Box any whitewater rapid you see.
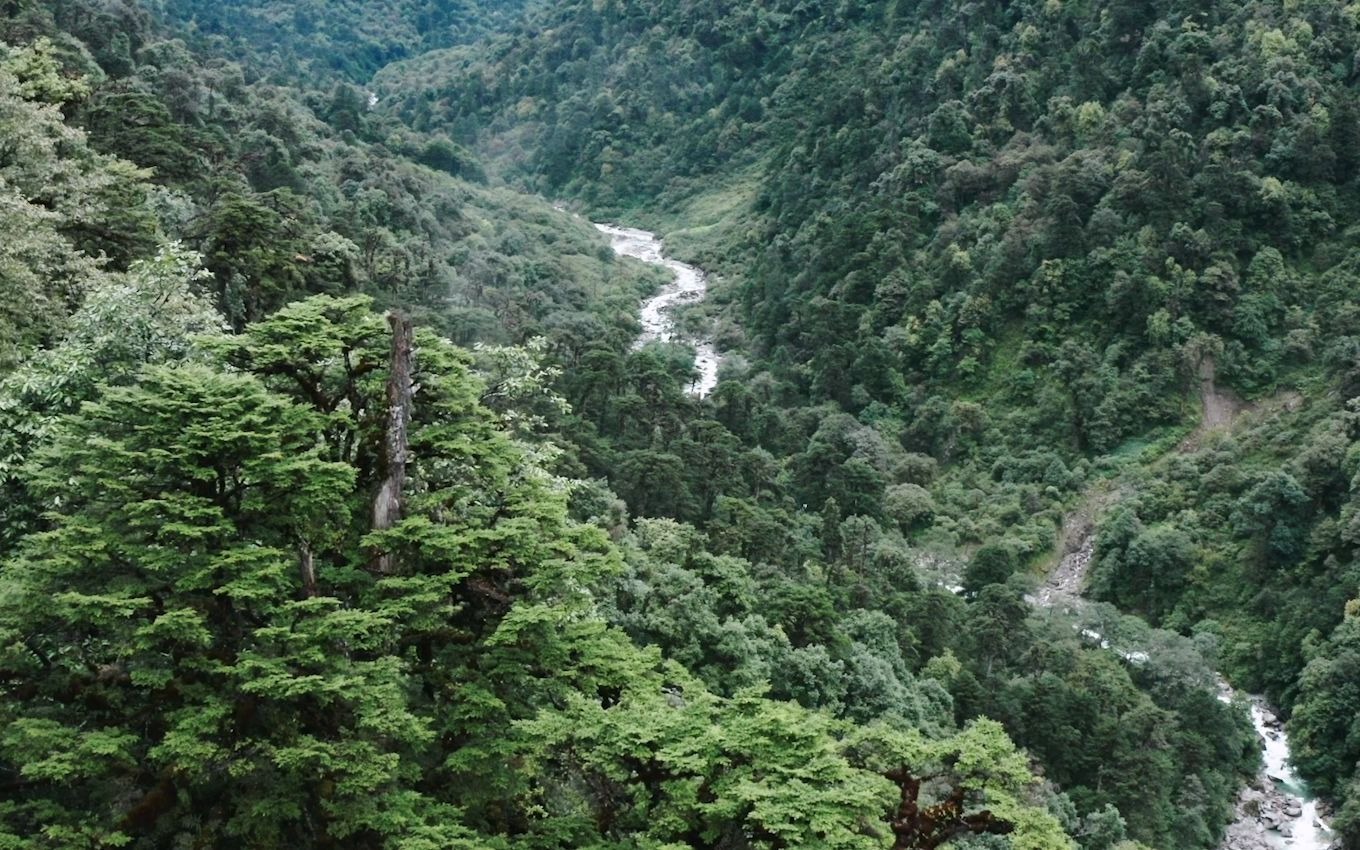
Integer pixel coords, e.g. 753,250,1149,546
1250,700,1333,850
1033,535,1334,849
594,223,720,396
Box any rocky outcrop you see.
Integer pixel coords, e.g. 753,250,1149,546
1029,533,1093,608
1216,775,1337,850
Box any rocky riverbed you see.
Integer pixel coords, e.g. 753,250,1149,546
1028,491,1336,850
594,222,720,396
1217,696,1336,850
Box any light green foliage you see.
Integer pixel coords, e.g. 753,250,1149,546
849,718,1076,850
605,516,956,730
1077,804,1128,850
474,336,571,436
0,38,92,103
521,682,898,850
0,243,220,551
202,293,390,472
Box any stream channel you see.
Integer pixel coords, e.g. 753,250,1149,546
595,223,720,396
597,217,1331,849
1039,538,1335,850
1217,694,1334,850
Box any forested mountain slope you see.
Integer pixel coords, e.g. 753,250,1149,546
1,0,1358,848
374,0,1360,843
155,0,535,80
0,2,1081,848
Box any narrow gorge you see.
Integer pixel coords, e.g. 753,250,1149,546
1036,502,1336,850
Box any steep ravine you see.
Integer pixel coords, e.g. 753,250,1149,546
1033,500,1335,849
1025,370,1334,847
594,223,720,396
1214,698,1335,850
597,215,1332,848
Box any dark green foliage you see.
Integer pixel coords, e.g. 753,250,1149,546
951,602,1256,850
9,0,1360,846
1293,615,1360,840
963,543,1019,596
372,0,1360,827
0,47,156,367
159,0,534,81
385,0,1360,467
3,0,660,357
1093,516,1196,621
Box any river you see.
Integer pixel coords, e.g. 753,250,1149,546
597,214,1331,848
594,223,721,396
1254,700,1333,850
1034,523,1335,849
1216,695,1335,850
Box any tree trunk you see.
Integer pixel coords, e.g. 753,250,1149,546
298,542,318,597
885,766,1014,849
371,312,414,574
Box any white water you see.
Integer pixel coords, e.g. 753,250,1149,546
1251,701,1333,849
1212,685,1334,848
594,223,720,396
1031,533,1332,848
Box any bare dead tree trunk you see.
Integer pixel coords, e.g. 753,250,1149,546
371,311,414,575
298,542,318,597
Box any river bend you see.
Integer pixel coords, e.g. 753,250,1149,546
595,223,720,397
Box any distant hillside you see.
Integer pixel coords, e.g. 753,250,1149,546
156,0,535,80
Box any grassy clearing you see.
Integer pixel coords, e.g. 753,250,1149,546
632,162,766,270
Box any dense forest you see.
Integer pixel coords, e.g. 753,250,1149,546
1,0,1358,849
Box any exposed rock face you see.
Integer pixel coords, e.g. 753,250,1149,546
1215,776,1338,849
1029,532,1093,608
1026,483,1124,609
